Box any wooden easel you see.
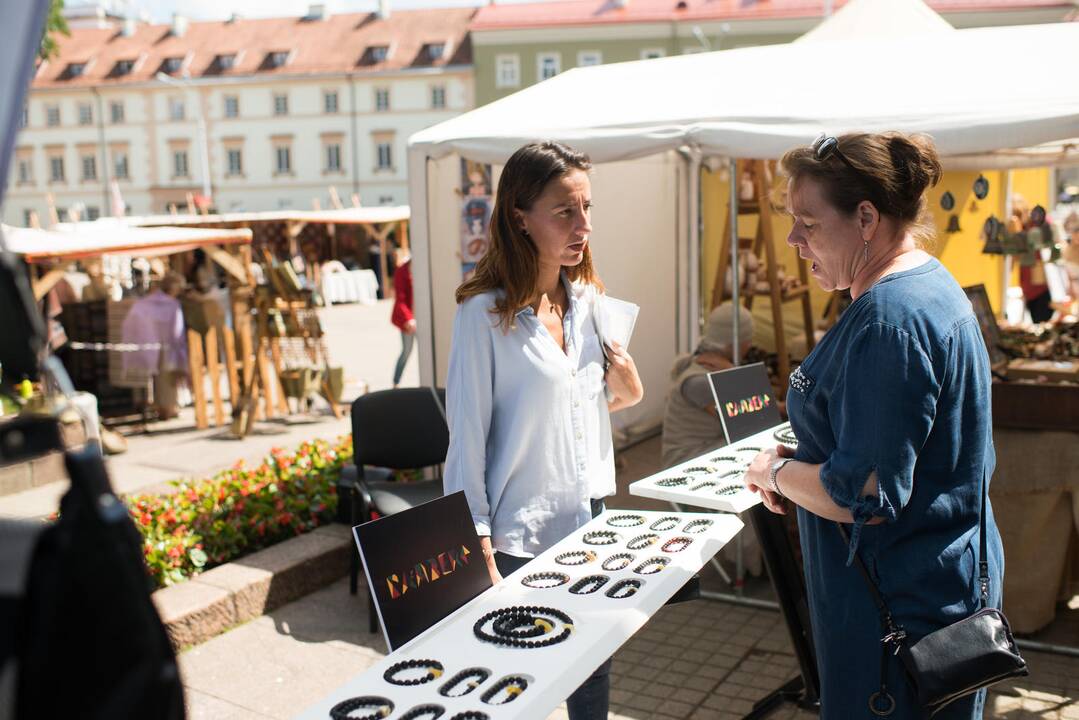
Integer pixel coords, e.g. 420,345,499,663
711,160,816,395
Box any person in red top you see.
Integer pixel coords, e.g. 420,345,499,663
390,248,417,387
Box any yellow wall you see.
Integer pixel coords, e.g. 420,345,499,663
700,165,1052,322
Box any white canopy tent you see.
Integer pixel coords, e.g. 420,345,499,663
408,6,1079,435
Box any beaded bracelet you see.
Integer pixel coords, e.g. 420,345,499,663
633,557,670,575
714,484,742,496
626,533,659,550
656,476,689,488
682,519,713,534
492,613,547,639
449,713,489,720
690,480,717,493
649,516,679,532
521,571,570,589
439,668,490,698
329,696,394,720
480,675,529,705
683,465,717,476
582,530,619,546
605,579,642,599
601,552,635,571
736,446,764,454
774,425,798,446
473,606,574,648
554,550,596,566
719,469,746,480
400,705,446,720
661,537,693,553
708,454,739,464
569,574,609,595
606,513,645,527
384,659,444,686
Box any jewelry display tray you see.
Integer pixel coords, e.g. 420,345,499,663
294,509,742,720
628,423,793,514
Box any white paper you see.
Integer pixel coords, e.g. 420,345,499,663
595,294,639,351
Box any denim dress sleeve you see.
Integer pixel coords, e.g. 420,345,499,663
821,321,940,563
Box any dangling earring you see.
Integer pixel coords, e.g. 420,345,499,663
863,240,869,263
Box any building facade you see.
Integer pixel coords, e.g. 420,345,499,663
5,5,475,225
470,0,1076,107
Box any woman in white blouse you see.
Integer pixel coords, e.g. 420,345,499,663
444,141,643,720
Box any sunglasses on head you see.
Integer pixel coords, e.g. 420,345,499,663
812,133,861,175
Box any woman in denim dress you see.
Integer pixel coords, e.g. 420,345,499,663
743,132,1004,719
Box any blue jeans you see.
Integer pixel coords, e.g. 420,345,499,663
393,331,414,386
493,499,611,720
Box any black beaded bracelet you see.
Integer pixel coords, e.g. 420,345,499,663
656,476,689,488
715,484,741,496
683,465,717,476
682,519,713,534
736,446,764,454
449,713,489,720
626,533,659,550
480,675,529,705
690,480,717,493
569,574,609,594
708,454,739,464
601,552,635,571
521,571,570,589
439,668,490,698
661,537,693,553
384,658,444,686
555,550,596,566
649,516,679,532
400,705,446,720
605,578,642,599
633,557,669,575
582,530,620,546
774,425,798,446
606,513,645,527
329,696,394,720
719,469,745,480
473,606,574,648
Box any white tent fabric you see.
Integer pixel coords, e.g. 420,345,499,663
410,21,1079,167
3,223,252,263
796,0,954,44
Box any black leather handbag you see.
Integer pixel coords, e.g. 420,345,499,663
839,470,1028,718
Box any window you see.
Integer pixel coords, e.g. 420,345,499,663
216,53,236,70
325,143,341,172
113,152,129,180
23,209,34,227
224,95,239,118
110,101,124,123
323,91,338,114
169,98,185,121
537,53,561,81
496,54,520,88
163,57,184,74
268,51,290,68
369,45,389,63
114,59,134,75
19,106,28,128
86,206,101,221
17,158,32,185
173,150,189,177
376,142,392,170
425,43,445,61
273,93,289,116
66,62,87,77
431,85,446,109
379,195,394,205
275,145,292,174
46,105,60,127
81,154,97,181
577,51,602,67
227,148,243,176
78,103,93,125
640,48,665,60
49,156,65,182
375,89,390,112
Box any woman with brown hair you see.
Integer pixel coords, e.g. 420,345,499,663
743,132,1003,719
443,141,643,719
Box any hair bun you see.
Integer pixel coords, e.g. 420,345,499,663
887,133,942,205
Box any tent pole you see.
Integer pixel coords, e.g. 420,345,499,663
730,158,740,366
408,146,436,387
687,148,703,352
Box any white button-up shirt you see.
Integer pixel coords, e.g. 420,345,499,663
443,275,615,558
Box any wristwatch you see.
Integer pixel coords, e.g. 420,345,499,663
769,458,793,498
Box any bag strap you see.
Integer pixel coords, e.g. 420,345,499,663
977,466,989,608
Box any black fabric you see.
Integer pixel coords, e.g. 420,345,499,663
368,479,444,516
839,468,1027,717
15,446,185,720
351,388,448,470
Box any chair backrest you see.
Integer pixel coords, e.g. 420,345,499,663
351,387,448,470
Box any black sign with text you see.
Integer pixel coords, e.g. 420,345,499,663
707,362,781,444
354,491,490,650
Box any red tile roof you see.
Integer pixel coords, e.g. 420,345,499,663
471,0,1073,30
34,8,475,88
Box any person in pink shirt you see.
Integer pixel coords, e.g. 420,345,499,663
390,249,416,388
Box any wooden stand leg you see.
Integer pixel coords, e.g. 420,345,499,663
222,327,240,411
205,327,224,427
268,338,290,415
187,329,209,429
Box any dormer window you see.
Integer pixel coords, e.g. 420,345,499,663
425,43,445,61
67,62,87,77
216,53,236,70
114,59,135,75
163,56,183,74
370,45,388,62
268,51,290,68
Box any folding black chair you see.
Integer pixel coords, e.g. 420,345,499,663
338,387,448,633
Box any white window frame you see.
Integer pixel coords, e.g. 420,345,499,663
226,148,243,176
426,43,446,61
110,101,124,124
537,52,561,82
325,143,341,172
376,142,393,171
431,85,446,109
81,154,97,181
168,98,185,121
19,106,28,128
369,45,389,63
49,156,65,182
173,150,189,178
224,95,239,118
640,47,666,60
275,145,292,175
17,158,32,184
113,152,129,180
495,54,520,89
577,50,602,67
323,91,339,114
45,105,60,127
273,93,289,116
78,103,93,126
374,88,390,112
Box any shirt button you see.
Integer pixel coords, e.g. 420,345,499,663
576,432,583,440
573,400,580,408
571,369,577,377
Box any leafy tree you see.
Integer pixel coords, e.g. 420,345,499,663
39,0,70,62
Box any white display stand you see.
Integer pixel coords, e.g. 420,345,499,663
628,423,794,514
295,509,742,720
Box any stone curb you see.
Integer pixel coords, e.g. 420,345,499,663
152,522,354,649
